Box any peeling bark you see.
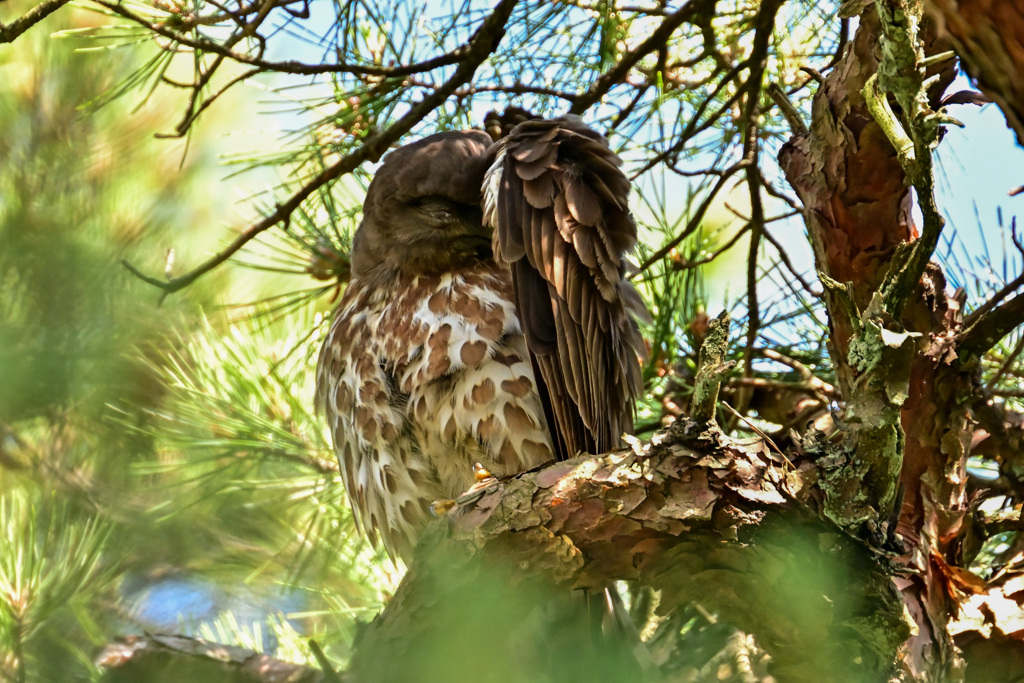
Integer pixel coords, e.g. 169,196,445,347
778,9,915,533
778,5,978,680
345,422,909,683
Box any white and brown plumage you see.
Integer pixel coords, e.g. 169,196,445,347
315,118,647,561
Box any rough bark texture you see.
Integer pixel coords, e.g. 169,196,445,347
778,12,918,538
778,7,976,681
346,421,909,683
926,0,1024,146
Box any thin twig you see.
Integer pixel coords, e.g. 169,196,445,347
0,0,72,43
721,402,793,468
630,61,747,179
664,224,751,273
760,224,820,298
453,82,579,101
634,161,749,274
121,0,520,297
569,0,703,115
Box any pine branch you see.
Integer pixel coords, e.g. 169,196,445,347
0,0,71,44
121,0,520,298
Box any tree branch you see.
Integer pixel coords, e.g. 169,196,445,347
89,0,469,78
733,0,783,426
121,0,519,297
97,634,328,683
0,0,71,43
568,0,705,115
345,420,910,683
633,161,749,274
959,291,1024,357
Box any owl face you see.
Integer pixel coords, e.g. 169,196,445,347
351,130,496,282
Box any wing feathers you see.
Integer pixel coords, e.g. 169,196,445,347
511,263,557,353
497,172,526,262
486,116,648,459
564,175,603,227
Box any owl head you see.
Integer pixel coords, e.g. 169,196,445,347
351,130,495,283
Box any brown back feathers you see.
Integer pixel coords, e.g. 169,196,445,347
484,116,648,459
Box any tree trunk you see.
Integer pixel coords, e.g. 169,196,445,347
779,7,974,680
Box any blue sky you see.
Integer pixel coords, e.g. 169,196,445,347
934,93,1024,297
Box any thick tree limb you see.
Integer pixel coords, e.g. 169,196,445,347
345,421,910,683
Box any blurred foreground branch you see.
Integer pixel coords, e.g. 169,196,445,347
97,634,329,683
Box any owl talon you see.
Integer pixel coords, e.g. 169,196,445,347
430,498,456,517
473,462,494,483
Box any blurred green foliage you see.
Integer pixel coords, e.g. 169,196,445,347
1,1,1020,681
0,5,386,680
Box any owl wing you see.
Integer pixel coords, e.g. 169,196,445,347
483,116,648,460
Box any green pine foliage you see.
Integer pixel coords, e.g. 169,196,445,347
2,0,1023,680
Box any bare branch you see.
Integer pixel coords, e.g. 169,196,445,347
962,271,1024,333
122,0,520,295
959,292,1024,357
90,0,471,77
760,224,821,298
0,0,71,43
734,0,784,423
156,67,265,139
633,161,749,274
660,223,751,273
630,63,747,179
568,0,705,115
